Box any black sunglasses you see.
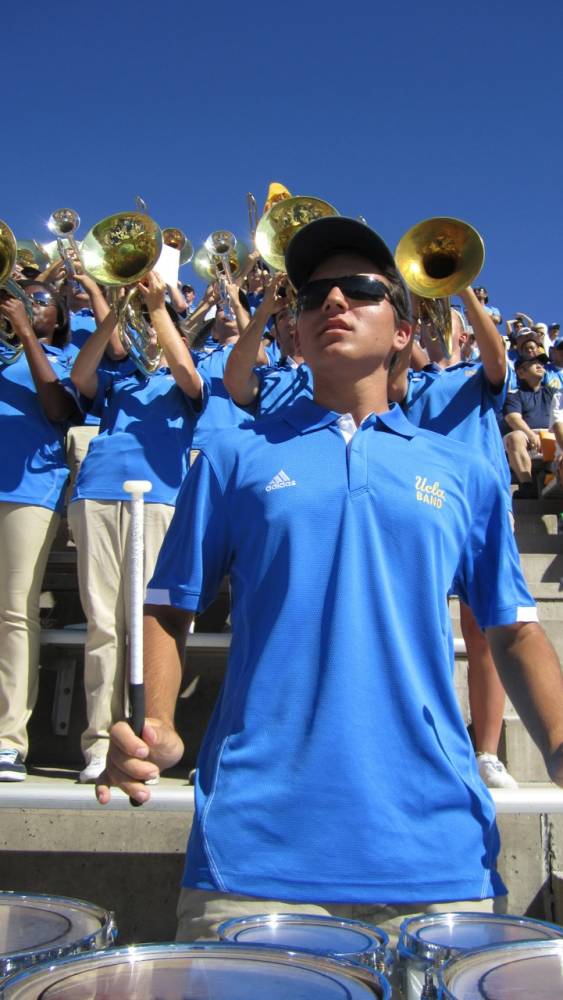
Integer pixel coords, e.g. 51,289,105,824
296,276,393,313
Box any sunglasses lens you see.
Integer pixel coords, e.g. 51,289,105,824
298,277,389,312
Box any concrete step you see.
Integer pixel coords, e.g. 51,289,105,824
519,551,563,585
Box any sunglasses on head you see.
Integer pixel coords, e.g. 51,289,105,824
296,276,393,313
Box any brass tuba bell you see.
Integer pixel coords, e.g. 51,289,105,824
395,217,485,360
162,227,193,267
81,211,164,376
255,196,339,276
0,221,34,365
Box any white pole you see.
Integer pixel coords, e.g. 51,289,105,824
123,480,152,735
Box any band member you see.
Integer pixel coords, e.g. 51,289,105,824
69,273,203,782
98,219,563,942
0,286,80,781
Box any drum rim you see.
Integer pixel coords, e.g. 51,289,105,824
397,910,563,964
218,911,389,953
0,941,390,999
0,892,116,971
438,937,563,997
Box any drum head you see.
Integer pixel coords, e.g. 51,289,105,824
218,913,387,959
0,893,113,971
399,911,563,962
1,943,389,999
440,939,563,999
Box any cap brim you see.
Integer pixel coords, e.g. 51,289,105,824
285,217,396,290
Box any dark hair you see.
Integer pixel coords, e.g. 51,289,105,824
182,284,195,295
22,281,70,348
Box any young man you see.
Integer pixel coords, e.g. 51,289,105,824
98,219,563,941
503,355,555,497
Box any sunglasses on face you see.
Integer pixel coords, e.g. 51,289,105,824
296,276,393,313
29,291,56,307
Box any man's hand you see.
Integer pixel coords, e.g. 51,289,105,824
0,294,33,338
96,717,185,805
137,270,167,314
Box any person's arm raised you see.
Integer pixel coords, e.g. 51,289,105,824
224,276,285,406
458,287,506,388
70,305,120,399
137,271,203,401
0,296,79,422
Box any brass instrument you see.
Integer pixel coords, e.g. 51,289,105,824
47,208,82,280
16,240,50,276
255,196,339,275
162,227,193,267
192,230,248,320
82,211,163,376
395,217,485,360
0,221,34,365
247,193,258,241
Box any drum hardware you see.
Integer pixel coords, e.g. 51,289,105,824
395,217,485,361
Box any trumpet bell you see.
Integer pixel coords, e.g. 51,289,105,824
255,196,339,273
162,227,193,266
81,212,163,287
192,235,248,282
395,217,484,299
47,208,81,239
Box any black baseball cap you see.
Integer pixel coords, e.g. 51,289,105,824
515,353,549,369
285,217,396,291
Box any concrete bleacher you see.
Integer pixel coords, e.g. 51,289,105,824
1,494,562,943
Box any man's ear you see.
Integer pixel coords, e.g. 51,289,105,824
393,320,412,352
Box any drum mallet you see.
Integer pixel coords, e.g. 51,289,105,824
123,479,152,807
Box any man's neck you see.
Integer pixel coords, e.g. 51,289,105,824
313,370,390,425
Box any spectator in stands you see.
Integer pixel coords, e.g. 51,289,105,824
0,286,80,781
546,337,563,391
390,293,518,789
548,323,560,345
98,217,563,941
224,276,313,417
550,390,563,487
68,272,204,783
473,286,501,326
503,355,554,498
507,329,546,388
181,284,196,314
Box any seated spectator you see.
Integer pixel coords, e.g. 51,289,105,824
508,329,545,388
545,337,563,391
503,355,554,498
550,390,563,487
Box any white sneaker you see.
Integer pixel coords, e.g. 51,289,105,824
79,755,107,784
477,753,518,790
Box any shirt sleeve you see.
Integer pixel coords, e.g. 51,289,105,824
145,451,233,612
451,467,537,628
503,389,524,417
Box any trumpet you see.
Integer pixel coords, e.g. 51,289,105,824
47,208,82,282
255,196,339,276
162,227,193,267
81,211,163,376
395,217,485,360
192,230,248,320
0,221,34,365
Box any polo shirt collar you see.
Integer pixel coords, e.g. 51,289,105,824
283,396,417,439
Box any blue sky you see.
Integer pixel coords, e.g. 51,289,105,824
4,0,562,326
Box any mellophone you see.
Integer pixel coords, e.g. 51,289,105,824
2,897,563,997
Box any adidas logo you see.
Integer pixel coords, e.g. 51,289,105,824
265,470,297,492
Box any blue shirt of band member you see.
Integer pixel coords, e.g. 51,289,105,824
0,343,79,512
72,362,199,505
147,398,536,904
194,345,254,449
404,362,511,494
253,360,313,417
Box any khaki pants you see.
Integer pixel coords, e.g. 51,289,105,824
0,503,60,757
176,887,502,946
65,425,98,502
68,499,174,761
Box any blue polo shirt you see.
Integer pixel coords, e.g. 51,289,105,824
0,343,79,513
71,364,198,505
254,359,313,417
404,362,511,494
70,308,97,350
503,384,555,431
194,345,254,448
545,364,563,391
147,398,535,904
